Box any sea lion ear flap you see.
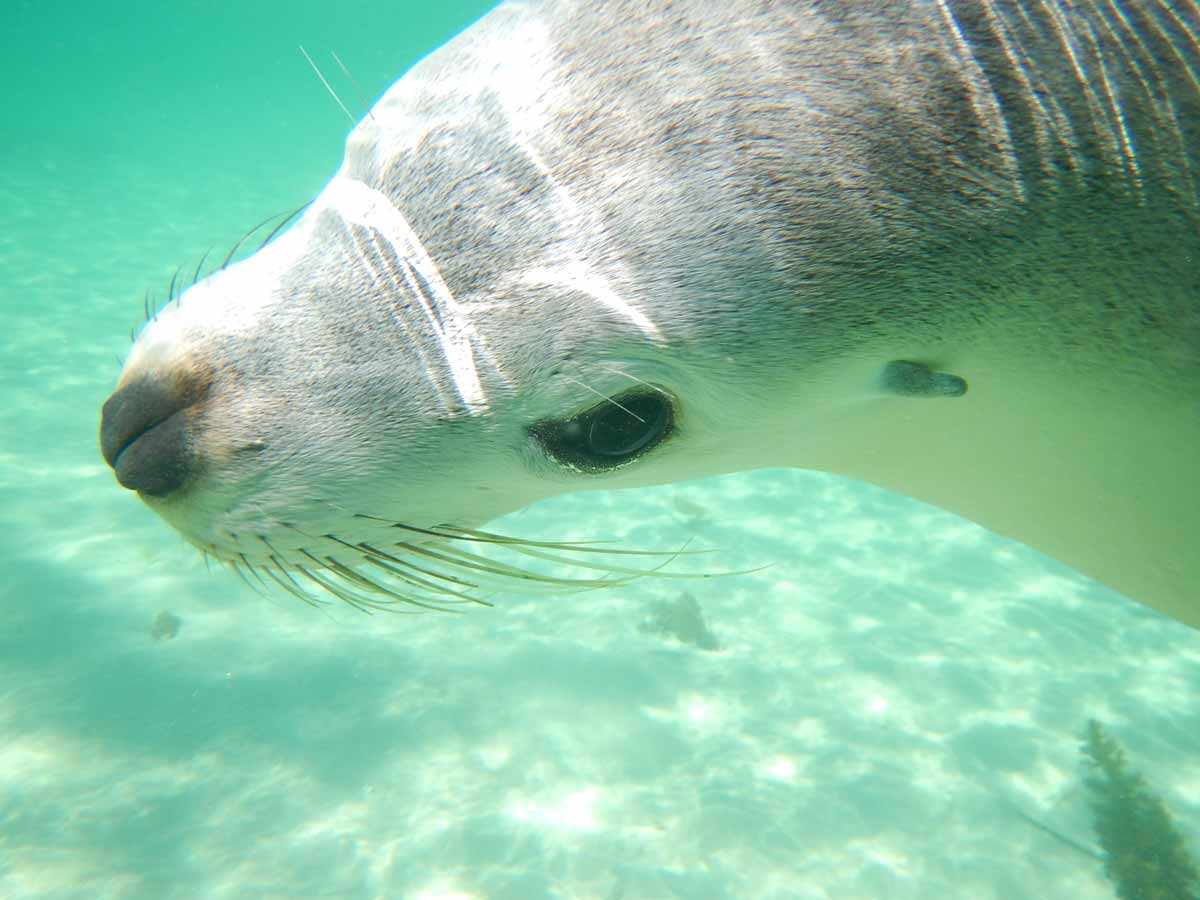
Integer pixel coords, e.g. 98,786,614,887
878,360,968,398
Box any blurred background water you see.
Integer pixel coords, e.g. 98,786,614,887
2,2,1197,898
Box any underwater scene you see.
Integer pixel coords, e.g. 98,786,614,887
3,1,1198,898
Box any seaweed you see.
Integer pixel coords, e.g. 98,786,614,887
1082,719,1199,900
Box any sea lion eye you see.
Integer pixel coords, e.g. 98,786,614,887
531,388,675,472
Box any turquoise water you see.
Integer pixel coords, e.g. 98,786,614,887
3,2,1199,898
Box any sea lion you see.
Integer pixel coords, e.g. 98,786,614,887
99,0,1200,628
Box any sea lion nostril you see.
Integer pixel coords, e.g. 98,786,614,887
99,376,204,496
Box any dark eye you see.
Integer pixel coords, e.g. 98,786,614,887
531,388,675,472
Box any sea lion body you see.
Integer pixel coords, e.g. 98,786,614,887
100,1,1200,626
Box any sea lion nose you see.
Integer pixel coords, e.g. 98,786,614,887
100,375,204,497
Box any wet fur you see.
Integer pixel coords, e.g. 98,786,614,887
111,0,1200,626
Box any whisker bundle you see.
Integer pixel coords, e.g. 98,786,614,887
213,518,740,614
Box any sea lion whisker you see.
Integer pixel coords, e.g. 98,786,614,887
299,547,458,612
321,557,466,612
422,522,617,548
330,533,500,596
329,51,376,123
357,515,615,549
235,553,275,594
441,526,616,549
262,558,328,608
417,541,638,589
442,525,712,558
355,540,483,590
257,534,290,558
166,265,182,305
295,559,397,614
595,365,675,399
227,556,260,592
394,540,635,589
219,210,296,271
267,556,324,604
190,247,213,288
486,541,696,579
366,516,670,556
280,521,326,544
434,528,738,580
358,552,490,602
298,44,357,126
563,376,646,422
255,201,310,253
268,533,492,606
368,542,596,596
442,534,766,583
294,565,372,612
361,558,493,605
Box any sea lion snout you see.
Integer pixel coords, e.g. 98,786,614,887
100,372,209,497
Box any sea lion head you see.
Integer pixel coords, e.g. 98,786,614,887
99,3,881,608
98,114,799,609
